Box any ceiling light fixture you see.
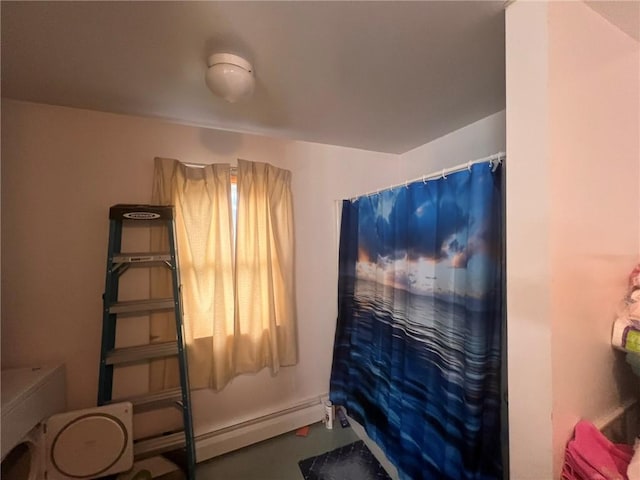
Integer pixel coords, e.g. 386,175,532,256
205,53,255,103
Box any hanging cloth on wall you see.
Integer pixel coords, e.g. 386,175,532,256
330,160,505,480
149,157,298,392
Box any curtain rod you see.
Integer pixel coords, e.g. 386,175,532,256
182,162,237,173
349,151,506,201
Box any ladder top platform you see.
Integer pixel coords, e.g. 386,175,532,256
109,204,175,221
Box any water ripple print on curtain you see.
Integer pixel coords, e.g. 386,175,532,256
330,162,504,480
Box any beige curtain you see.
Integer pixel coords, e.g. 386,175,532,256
234,159,298,374
150,157,297,392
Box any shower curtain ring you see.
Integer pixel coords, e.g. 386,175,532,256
441,169,447,179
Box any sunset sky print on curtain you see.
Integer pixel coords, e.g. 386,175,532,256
330,161,504,480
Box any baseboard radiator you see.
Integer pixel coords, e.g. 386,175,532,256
194,395,327,462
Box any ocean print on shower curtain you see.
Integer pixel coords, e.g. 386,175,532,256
330,162,504,480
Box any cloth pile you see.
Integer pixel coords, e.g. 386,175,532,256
561,421,635,480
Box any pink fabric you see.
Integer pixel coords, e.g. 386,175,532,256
561,420,633,480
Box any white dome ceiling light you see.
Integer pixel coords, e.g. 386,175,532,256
205,53,255,103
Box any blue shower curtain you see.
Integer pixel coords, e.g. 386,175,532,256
330,162,504,480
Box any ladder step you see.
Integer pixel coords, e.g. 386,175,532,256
113,388,184,412
109,298,175,314
134,431,186,459
99,204,196,480
106,342,179,365
112,252,172,264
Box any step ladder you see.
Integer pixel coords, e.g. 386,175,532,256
98,204,196,480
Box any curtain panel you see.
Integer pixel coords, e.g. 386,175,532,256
150,157,297,392
234,159,298,374
330,162,504,480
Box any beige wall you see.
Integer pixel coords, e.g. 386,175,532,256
505,3,554,477
506,2,640,479
400,111,505,173
549,2,639,475
1,100,505,436
0,99,395,417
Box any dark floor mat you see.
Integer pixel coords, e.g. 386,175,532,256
298,440,392,480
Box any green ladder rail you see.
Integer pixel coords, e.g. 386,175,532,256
98,204,196,480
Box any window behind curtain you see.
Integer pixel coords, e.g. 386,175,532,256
149,157,298,392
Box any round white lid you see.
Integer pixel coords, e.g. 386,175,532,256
50,414,128,478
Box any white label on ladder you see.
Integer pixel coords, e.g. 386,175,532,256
123,212,161,220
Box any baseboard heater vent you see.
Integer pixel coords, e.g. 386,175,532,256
194,395,327,462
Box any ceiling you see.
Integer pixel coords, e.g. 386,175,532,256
585,1,640,42
1,1,506,154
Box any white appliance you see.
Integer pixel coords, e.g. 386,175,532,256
1,364,134,480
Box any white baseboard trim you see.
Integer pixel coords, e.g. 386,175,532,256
594,398,639,443
194,395,327,462
593,397,638,430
